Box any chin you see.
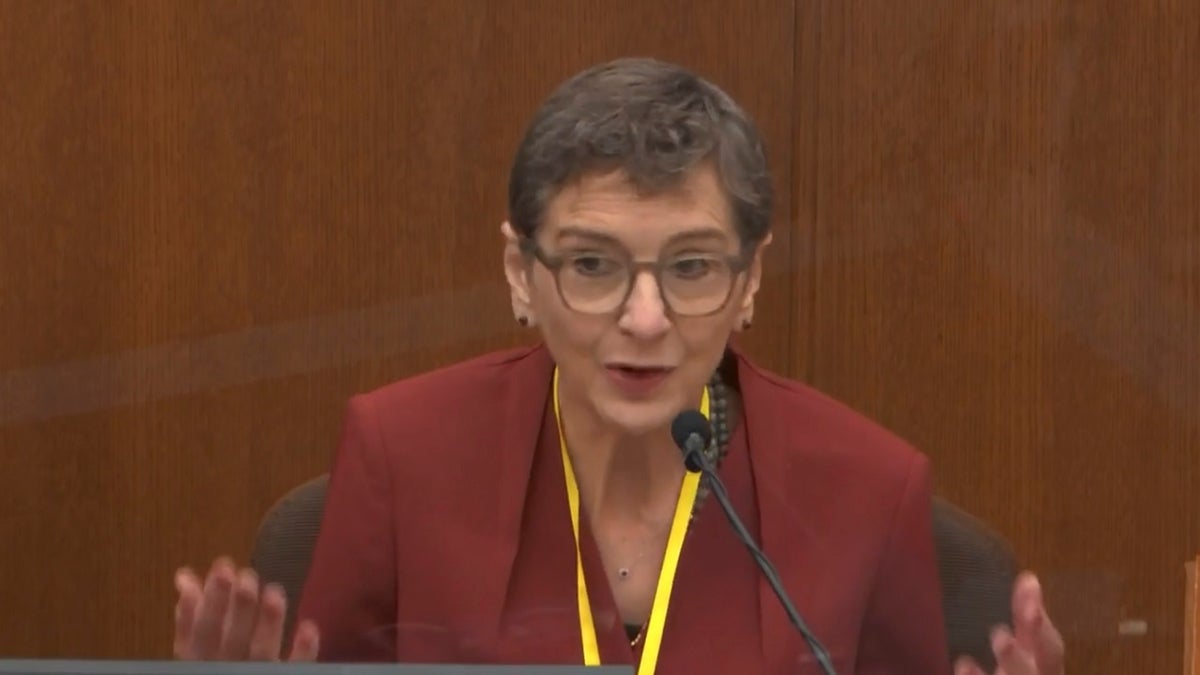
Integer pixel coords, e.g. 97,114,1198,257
594,397,681,438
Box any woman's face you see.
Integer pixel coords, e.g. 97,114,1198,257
503,164,771,437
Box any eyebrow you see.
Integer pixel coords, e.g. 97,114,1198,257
554,225,731,246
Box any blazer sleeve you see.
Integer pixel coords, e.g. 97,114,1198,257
296,395,397,662
855,453,953,675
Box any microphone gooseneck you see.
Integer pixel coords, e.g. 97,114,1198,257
670,410,838,675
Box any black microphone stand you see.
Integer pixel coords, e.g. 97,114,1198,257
684,434,838,675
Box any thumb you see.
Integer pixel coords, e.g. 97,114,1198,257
953,656,987,675
288,620,320,662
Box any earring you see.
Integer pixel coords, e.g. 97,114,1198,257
517,316,529,327
740,318,752,330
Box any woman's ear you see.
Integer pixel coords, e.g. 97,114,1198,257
501,221,535,325
737,232,773,327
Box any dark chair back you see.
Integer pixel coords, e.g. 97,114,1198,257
931,496,1017,671
249,474,330,646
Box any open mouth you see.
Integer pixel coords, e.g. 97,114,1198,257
607,365,673,378
604,364,674,396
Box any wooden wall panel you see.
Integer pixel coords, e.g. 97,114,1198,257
804,2,1199,673
8,0,1193,670
0,0,798,659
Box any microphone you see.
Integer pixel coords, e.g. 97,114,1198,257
670,410,837,675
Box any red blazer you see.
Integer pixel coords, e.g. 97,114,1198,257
297,344,950,674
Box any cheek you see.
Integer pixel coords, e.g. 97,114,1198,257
676,316,737,374
679,313,737,351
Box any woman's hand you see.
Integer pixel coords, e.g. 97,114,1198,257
173,557,320,661
954,572,1064,675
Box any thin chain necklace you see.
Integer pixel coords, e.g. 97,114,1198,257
613,367,732,580
625,367,733,648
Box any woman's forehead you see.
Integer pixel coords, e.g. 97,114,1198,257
540,167,737,246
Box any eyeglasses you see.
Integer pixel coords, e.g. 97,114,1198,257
519,237,751,317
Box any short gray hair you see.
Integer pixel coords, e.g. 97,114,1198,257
507,57,773,246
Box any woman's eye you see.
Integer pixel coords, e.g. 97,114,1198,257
569,255,621,276
670,257,717,279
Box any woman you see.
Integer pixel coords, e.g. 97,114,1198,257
173,57,1063,675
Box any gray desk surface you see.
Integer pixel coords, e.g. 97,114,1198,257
0,661,633,675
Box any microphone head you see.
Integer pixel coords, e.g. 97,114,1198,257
671,410,713,473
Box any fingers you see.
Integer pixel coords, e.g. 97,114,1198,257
172,568,203,659
289,620,321,662
247,583,288,660
221,569,262,659
1011,572,1066,675
173,558,294,662
992,626,1038,675
190,557,236,659
956,574,1066,675
952,656,988,675
1011,572,1041,652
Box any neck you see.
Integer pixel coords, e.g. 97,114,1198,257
557,392,690,528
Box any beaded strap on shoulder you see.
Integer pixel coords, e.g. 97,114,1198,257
692,367,732,517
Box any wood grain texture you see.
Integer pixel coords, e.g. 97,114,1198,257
0,0,798,659
804,1,1199,673
1187,559,1198,675
788,0,821,381
4,0,1196,670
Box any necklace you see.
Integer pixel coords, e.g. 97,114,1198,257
617,561,642,580
612,366,733,583
606,514,672,582
618,366,733,649
692,365,732,516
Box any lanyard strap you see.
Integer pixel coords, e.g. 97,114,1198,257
552,368,708,675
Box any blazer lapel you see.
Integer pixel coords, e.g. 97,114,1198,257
736,351,821,673
469,344,555,648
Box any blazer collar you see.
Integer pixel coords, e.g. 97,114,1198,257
477,344,555,642
733,349,815,672
491,343,812,668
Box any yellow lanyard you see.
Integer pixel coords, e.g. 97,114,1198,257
553,368,708,675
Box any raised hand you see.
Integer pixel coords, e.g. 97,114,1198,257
954,572,1064,675
173,557,320,661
